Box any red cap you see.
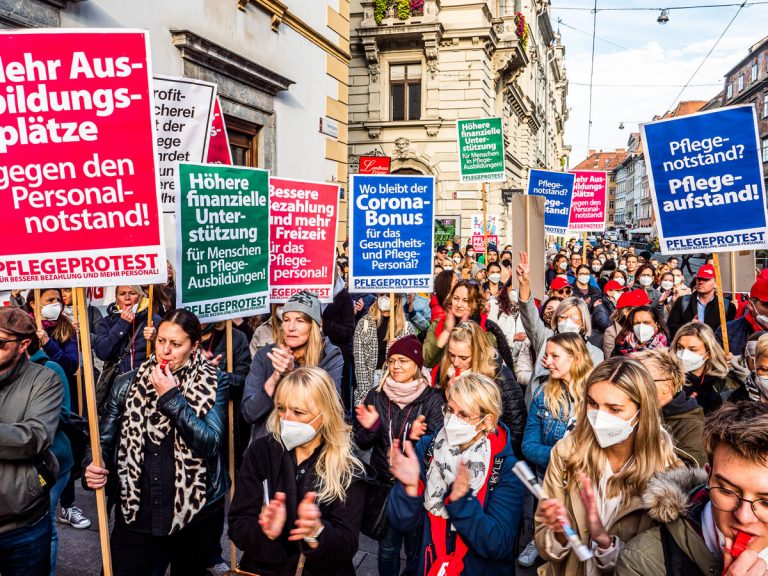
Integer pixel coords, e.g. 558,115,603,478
751,278,768,302
696,264,715,279
550,277,571,291
604,280,629,293
616,289,651,309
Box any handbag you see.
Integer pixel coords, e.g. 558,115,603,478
95,328,138,412
360,463,393,540
61,413,89,480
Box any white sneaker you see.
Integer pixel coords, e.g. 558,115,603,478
58,506,91,529
518,540,539,567
207,561,230,576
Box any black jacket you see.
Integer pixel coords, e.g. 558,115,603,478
201,328,252,392
667,292,735,339
354,385,444,480
229,435,365,576
592,296,616,334
321,287,355,358
496,364,526,460
90,359,230,514
94,305,163,374
572,282,603,310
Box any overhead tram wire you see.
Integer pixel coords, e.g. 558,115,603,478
552,1,768,11
586,0,598,152
667,1,747,110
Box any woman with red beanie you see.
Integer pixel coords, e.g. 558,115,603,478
354,335,444,576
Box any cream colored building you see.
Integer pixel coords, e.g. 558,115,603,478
349,0,568,244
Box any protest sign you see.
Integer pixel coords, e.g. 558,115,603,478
526,169,576,235
269,177,339,302
0,29,166,289
434,216,460,246
510,194,546,297
206,97,232,165
568,170,607,232
154,76,216,213
458,118,506,182
349,174,435,292
642,105,768,254
359,155,391,174
176,162,269,322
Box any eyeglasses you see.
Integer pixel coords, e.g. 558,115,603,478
387,357,412,368
0,338,21,349
441,404,485,424
708,486,768,523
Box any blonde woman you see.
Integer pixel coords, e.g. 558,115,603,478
388,373,525,575
353,335,443,576
352,293,415,405
242,291,343,440
230,367,365,576
670,321,735,414
436,321,527,458
535,357,680,576
518,332,593,567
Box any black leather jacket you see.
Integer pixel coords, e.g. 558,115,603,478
91,359,230,512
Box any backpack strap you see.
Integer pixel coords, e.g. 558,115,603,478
660,522,704,576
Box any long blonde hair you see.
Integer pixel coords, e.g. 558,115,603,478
542,332,593,418
267,367,364,504
275,312,324,367
437,321,497,390
670,321,729,378
369,294,406,337
564,357,680,501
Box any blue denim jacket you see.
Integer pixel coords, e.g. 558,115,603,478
521,385,573,473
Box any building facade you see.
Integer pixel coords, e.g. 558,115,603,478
2,0,352,231
348,0,568,244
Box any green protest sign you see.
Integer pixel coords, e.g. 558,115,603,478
176,162,270,322
457,117,506,182
435,217,459,246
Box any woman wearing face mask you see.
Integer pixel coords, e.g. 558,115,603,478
484,262,504,310
535,357,681,575
654,271,677,323
517,252,604,402
515,296,562,388
633,264,660,302
84,309,229,575
671,322,736,414
572,264,603,309
387,373,525,576
242,291,344,440
728,333,768,403
94,285,163,405
436,321,526,458
611,305,669,357
230,367,365,576
489,278,526,363
352,293,416,406
602,289,650,359
423,279,514,375
547,255,570,289
354,336,443,576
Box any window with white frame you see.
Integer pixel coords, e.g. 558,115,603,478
753,61,759,82
763,137,768,163
390,63,422,121
763,95,768,118
727,83,733,99
739,74,744,91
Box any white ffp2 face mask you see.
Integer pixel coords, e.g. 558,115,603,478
577,274,591,285
638,276,653,287
444,414,484,446
660,280,674,291
633,323,655,343
377,295,391,312
280,414,321,451
676,349,706,373
557,318,581,334
587,409,639,448
488,273,502,284
41,303,62,321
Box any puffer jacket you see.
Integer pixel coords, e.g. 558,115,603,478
91,358,230,514
616,468,716,576
0,356,63,534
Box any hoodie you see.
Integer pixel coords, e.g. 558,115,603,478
661,391,707,467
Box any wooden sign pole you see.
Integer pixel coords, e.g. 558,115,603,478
71,288,84,416
146,285,154,357
712,253,730,357
226,320,237,570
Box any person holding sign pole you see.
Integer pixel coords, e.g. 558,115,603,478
242,291,343,441
667,265,736,340
352,293,416,407
229,367,366,576
83,309,229,576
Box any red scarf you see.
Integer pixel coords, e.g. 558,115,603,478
424,426,507,576
744,308,762,333
430,314,488,386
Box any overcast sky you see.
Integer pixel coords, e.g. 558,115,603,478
550,0,768,165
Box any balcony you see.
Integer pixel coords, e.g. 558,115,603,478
360,0,440,29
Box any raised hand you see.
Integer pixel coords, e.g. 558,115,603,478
259,491,287,540
355,404,380,430
267,346,294,376
288,492,323,546
516,251,532,302
408,415,428,441
389,440,421,496
448,461,471,502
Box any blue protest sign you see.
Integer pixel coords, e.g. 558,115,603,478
642,105,768,254
526,169,576,235
349,174,435,292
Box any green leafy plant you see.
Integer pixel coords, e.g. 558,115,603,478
395,0,411,20
374,0,389,24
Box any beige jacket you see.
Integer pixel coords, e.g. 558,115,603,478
534,436,657,576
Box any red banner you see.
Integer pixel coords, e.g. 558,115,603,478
205,97,232,165
0,30,165,288
359,156,391,174
269,178,339,302
471,235,498,252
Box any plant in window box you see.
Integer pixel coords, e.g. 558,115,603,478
395,0,411,19
410,0,424,16
514,11,529,52
374,0,389,24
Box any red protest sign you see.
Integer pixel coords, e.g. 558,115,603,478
0,30,165,288
359,156,391,174
568,170,607,232
471,235,498,252
205,97,232,165
269,178,339,302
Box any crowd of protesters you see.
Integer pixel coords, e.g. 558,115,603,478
5,235,768,576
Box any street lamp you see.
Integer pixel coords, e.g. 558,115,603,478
657,9,670,24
